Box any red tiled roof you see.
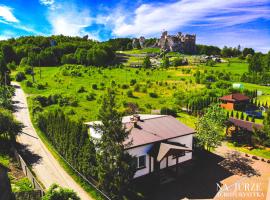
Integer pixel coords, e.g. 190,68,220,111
219,93,250,102
228,117,263,132
124,115,195,149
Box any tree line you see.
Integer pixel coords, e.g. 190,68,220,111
0,35,115,68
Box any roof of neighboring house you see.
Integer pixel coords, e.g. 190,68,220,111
86,114,195,149
219,93,250,102
228,117,263,132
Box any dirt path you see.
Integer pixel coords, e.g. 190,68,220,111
12,82,93,200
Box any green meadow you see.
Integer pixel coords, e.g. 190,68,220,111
18,65,203,121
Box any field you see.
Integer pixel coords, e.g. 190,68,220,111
18,65,203,121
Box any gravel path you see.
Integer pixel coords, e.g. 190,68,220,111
12,82,93,200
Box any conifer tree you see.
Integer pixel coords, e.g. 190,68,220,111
246,115,249,121
240,112,244,120
95,88,136,199
236,112,239,119
230,110,234,118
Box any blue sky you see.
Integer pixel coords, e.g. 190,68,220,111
0,0,270,52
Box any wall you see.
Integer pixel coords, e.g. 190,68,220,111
126,134,193,178
126,144,154,178
221,102,234,110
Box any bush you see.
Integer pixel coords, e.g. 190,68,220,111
26,80,33,87
92,84,98,90
127,90,133,97
42,184,80,200
15,72,26,82
149,92,158,98
160,107,177,117
86,92,96,101
24,66,33,75
77,86,87,93
134,84,140,92
37,84,45,90
121,84,129,89
130,79,137,86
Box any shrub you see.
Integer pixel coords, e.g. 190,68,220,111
134,84,140,92
15,72,26,82
160,107,177,117
121,84,129,89
149,92,158,98
37,84,45,90
86,92,96,101
92,84,98,90
26,80,33,87
24,66,33,75
127,90,133,97
77,86,87,93
130,79,137,86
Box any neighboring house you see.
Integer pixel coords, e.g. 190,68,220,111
226,117,264,144
86,114,195,179
219,93,250,111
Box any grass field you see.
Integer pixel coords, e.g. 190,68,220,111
18,65,202,121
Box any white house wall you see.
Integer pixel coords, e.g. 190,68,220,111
126,144,154,178
126,134,193,178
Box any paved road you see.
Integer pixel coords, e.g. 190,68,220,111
12,82,93,200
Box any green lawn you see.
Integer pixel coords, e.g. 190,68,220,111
227,142,270,159
177,112,197,128
119,48,160,54
201,60,249,74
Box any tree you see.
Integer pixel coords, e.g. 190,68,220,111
142,56,151,69
0,55,10,85
161,56,170,68
242,48,255,57
94,89,136,199
42,184,80,200
249,53,263,73
0,108,22,142
195,104,226,151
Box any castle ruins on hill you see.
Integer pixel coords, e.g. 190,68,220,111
158,31,196,54
132,31,196,54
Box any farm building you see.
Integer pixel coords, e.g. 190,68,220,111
86,114,195,179
219,93,250,111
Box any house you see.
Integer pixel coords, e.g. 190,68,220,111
86,114,195,179
226,117,263,144
219,93,250,111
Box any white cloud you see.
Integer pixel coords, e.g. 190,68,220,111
40,0,55,5
0,5,19,23
99,0,270,37
47,3,99,40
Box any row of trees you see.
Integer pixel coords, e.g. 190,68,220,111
0,35,115,68
37,89,136,199
196,44,255,57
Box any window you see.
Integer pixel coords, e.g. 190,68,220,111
137,155,146,169
172,152,185,159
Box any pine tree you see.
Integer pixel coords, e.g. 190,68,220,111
95,89,136,199
246,115,249,121
240,112,244,120
236,112,239,119
230,110,234,118
252,116,255,122
226,111,229,119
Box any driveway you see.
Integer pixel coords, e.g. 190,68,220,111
12,82,93,200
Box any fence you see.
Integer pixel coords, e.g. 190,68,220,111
13,149,45,197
